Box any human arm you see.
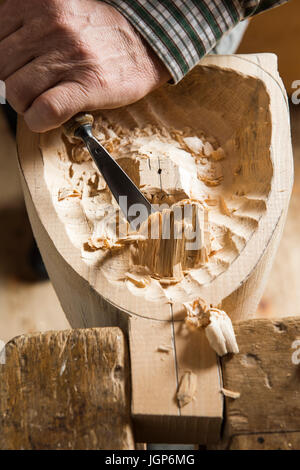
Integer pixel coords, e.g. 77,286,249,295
0,0,288,132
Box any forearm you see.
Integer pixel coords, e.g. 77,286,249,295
102,0,289,82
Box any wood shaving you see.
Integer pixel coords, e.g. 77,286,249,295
183,301,239,356
204,141,214,156
71,144,91,163
219,195,231,216
183,298,209,329
125,271,150,288
87,233,146,251
183,136,204,154
205,197,218,206
221,387,240,399
58,188,81,201
157,345,173,353
177,371,197,407
199,175,223,187
211,147,225,161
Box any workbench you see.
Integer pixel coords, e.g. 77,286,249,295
1,316,300,449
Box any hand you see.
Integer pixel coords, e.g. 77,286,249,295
0,0,170,132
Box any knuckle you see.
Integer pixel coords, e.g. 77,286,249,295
50,25,92,63
50,9,76,36
53,17,72,35
78,66,107,92
73,39,93,61
35,93,63,122
62,32,93,62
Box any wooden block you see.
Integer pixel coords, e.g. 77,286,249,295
210,317,300,450
130,316,223,444
0,328,134,450
172,321,223,443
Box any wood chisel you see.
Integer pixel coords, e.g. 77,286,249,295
64,113,153,229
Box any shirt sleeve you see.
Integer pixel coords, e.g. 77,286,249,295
102,0,289,83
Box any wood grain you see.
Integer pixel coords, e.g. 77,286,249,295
130,316,223,444
210,316,300,449
0,327,134,450
225,432,300,451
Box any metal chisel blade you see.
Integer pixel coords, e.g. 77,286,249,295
75,124,153,229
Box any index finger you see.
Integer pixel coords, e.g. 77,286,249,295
0,0,23,41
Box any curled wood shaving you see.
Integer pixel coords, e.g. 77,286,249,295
87,237,121,251
183,300,239,356
157,345,173,353
205,308,239,356
104,141,115,153
221,387,240,399
183,136,204,154
64,112,94,142
183,298,209,329
199,175,223,187
157,276,184,286
205,197,218,206
125,271,150,288
177,371,197,408
58,188,81,201
204,141,214,156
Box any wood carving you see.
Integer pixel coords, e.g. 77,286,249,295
17,54,293,444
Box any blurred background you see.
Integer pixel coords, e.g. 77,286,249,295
0,0,299,342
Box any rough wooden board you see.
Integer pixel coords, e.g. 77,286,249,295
224,432,300,450
130,316,223,444
213,316,300,449
0,327,134,450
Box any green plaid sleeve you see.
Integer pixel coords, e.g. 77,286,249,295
103,1,289,83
